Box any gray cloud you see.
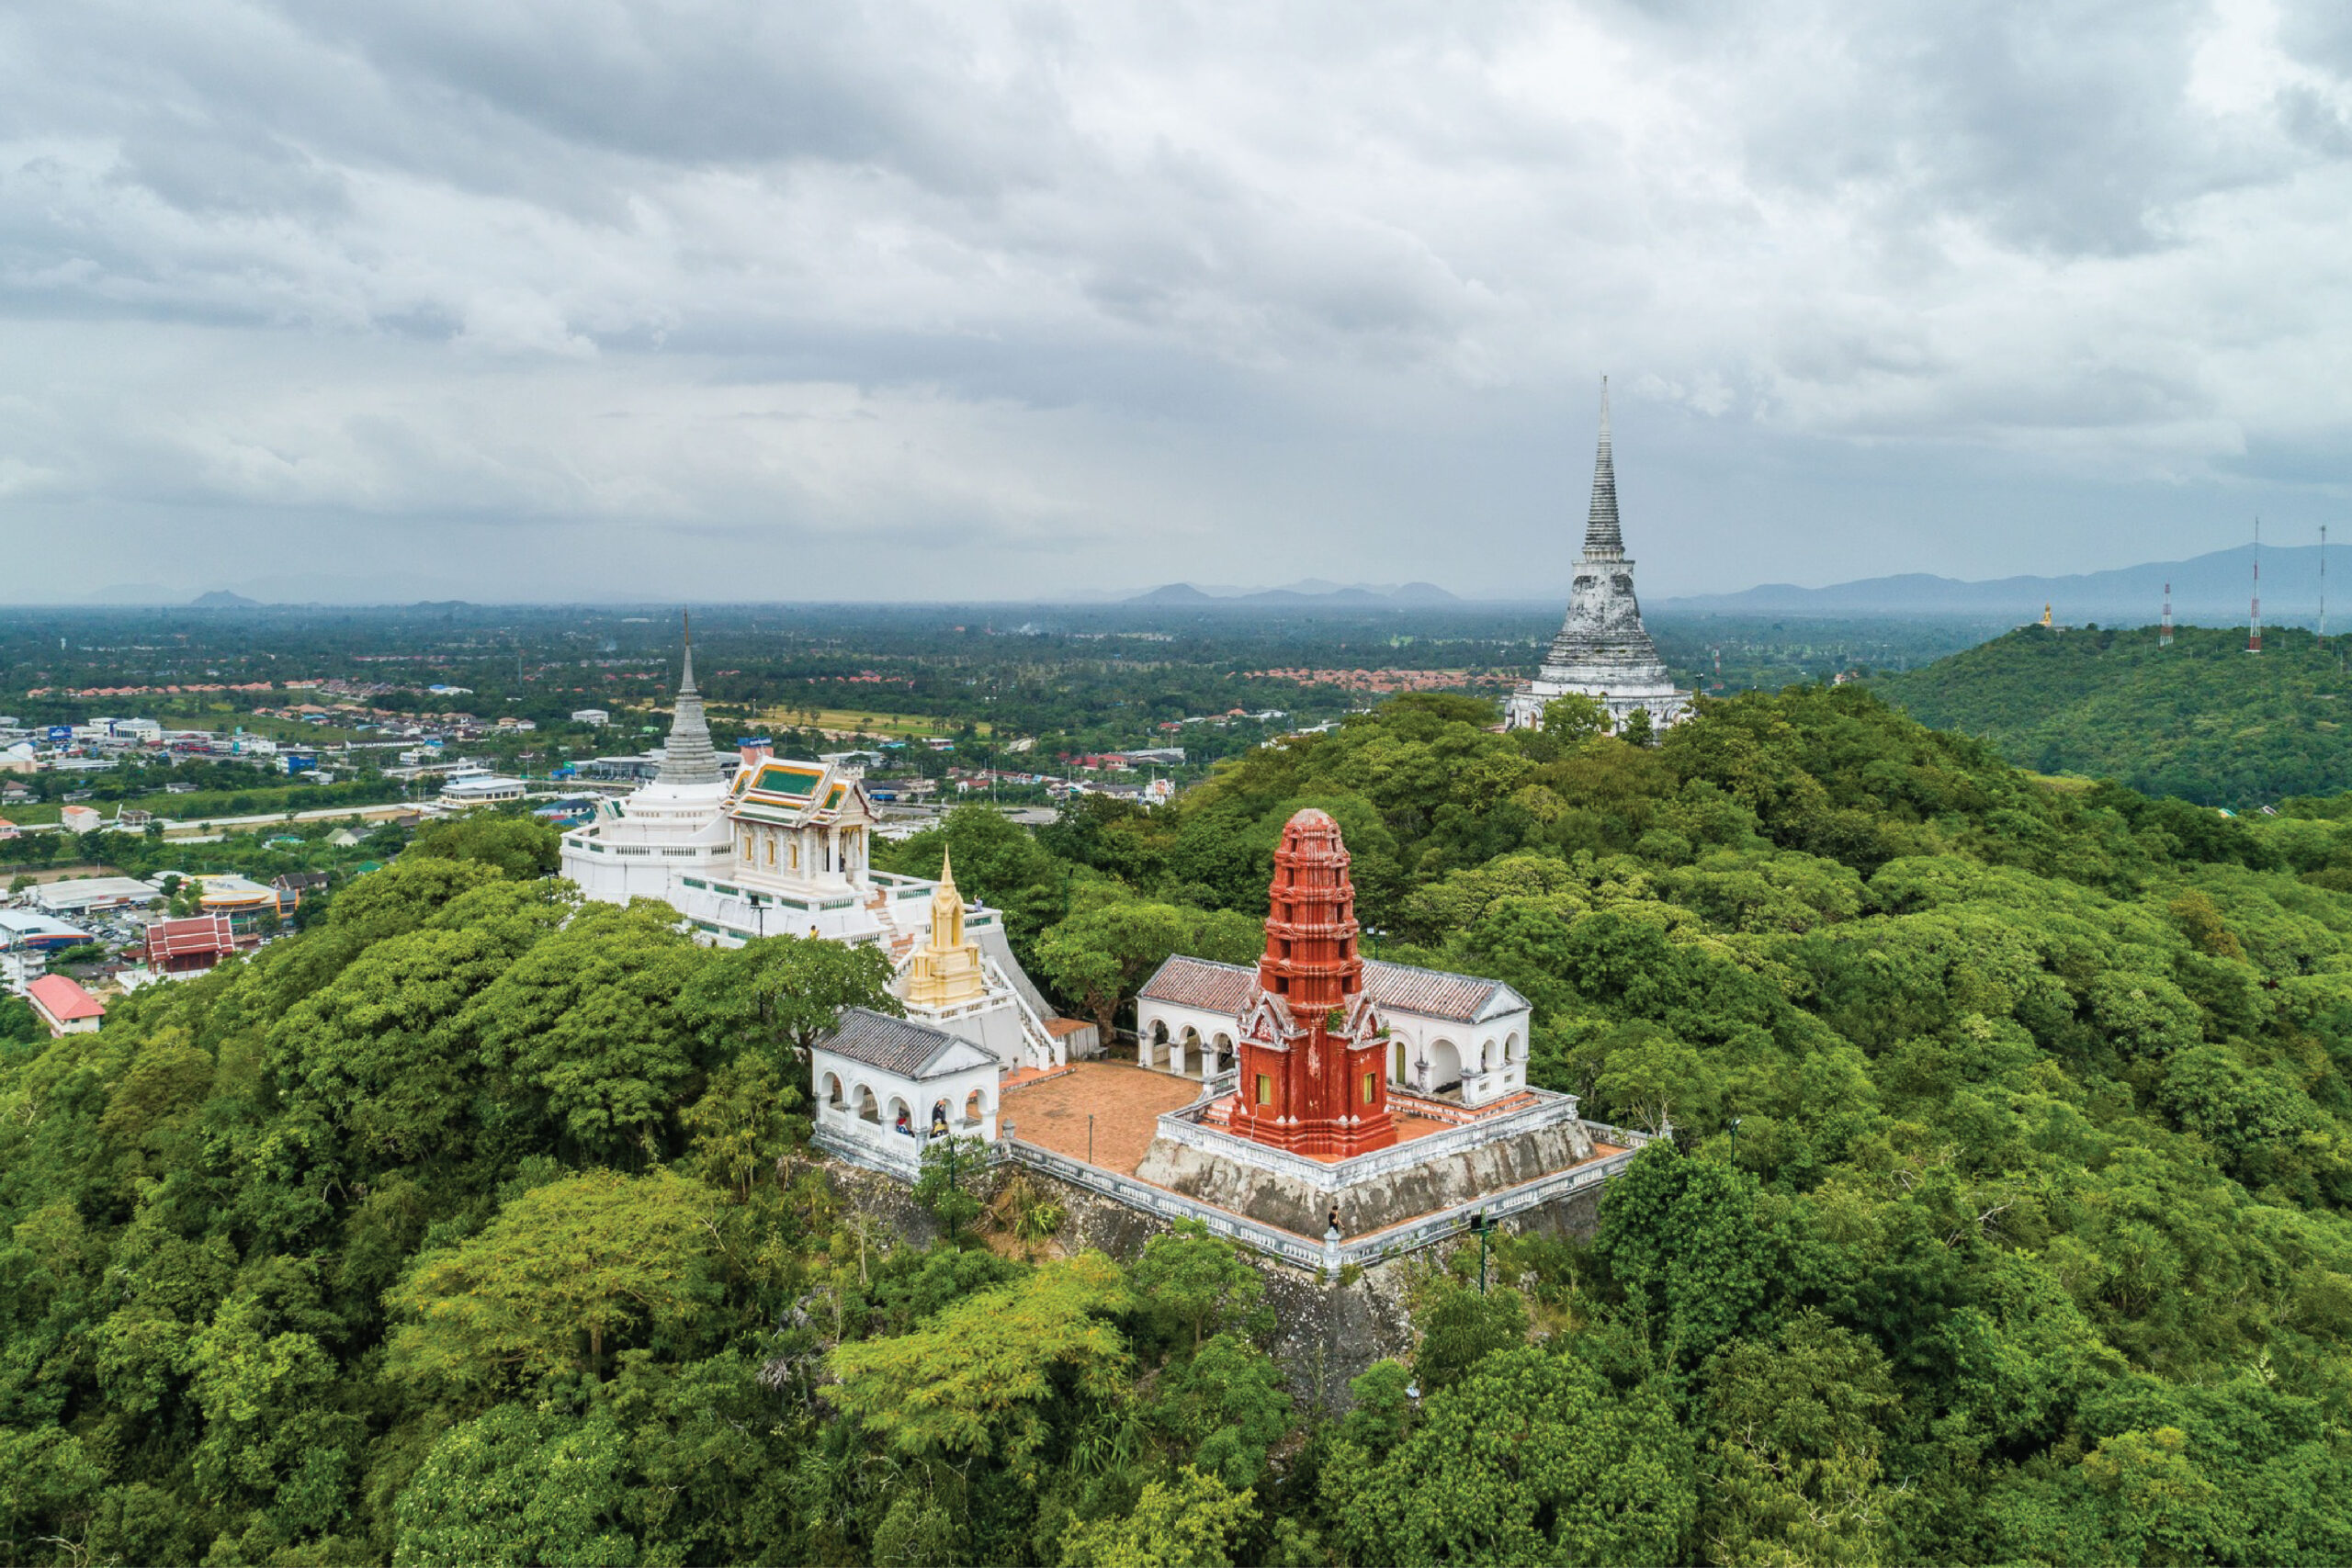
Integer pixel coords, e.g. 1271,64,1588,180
1,0,2349,603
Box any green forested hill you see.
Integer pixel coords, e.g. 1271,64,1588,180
1870,622,2352,805
6,687,2352,1564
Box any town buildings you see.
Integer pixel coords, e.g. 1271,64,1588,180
1505,378,1691,733
144,915,240,976
24,974,104,1036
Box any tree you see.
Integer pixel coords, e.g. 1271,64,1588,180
1153,1333,1291,1489
1543,694,1610,744
1592,1144,1772,1359
392,1404,634,1568
403,814,561,879
1324,1346,1696,1566
1411,1279,1529,1393
681,1055,802,1202
0,993,41,1045
1035,897,1261,1038
1058,1467,1259,1568
678,931,899,1070
461,901,706,1158
830,1253,1132,1461
1127,1221,1272,1351
384,1168,721,1397
913,1134,988,1239
1699,1311,1904,1567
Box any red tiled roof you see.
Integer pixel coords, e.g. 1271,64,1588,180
26,974,104,1022
1139,953,1526,1026
147,915,237,961
1363,959,1526,1024
1137,955,1257,1014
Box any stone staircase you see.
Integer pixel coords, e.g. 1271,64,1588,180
864,886,922,962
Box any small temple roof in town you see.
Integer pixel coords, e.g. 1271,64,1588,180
816,1007,996,1080
1140,953,1527,1026
146,915,238,961
26,974,104,1023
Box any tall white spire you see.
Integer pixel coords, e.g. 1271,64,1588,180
656,610,721,784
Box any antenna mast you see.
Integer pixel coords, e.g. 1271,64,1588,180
2161,581,2172,648
2323,524,2330,643
2249,520,2262,654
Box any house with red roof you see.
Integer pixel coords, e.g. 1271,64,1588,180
145,914,239,976
24,974,104,1036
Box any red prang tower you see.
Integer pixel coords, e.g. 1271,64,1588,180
1230,808,1398,1157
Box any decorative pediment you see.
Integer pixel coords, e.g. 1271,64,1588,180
1241,988,1294,1048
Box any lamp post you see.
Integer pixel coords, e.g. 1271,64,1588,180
1087,1113,1094,1165
1729,1116,1743,1166
945,1135,960,1246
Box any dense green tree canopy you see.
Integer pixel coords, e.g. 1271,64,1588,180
1871,623,2352,806
6,682,2352,1564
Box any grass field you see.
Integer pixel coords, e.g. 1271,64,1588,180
1,780,409,829
746,706,991,739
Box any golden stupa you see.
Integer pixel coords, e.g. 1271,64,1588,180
899,849,989,1010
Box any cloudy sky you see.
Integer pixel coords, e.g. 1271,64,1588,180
3,0,2349,604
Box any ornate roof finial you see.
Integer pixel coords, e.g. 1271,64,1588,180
1582,376,1624,561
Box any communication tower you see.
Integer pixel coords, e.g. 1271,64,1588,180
2161,581,2172,648
2323,524,2330,643
2249,519,2262,654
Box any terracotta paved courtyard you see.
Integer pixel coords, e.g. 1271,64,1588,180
1002,1062,1467,1173
1001,1063,1204,1172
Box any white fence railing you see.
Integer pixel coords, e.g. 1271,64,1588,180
1150,1086,1588,1189
1004,1140,1336,1272
1337,1125,1655,1264
820,1108,1661,1275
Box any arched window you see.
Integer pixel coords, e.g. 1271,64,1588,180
964,1088,988,1124
855,1084,880,1123
820,1071,844,1109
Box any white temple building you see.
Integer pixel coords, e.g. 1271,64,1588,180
559,621,1083,1073
811,1008,1002,1176
1136,953,1534,1109
561,624,934,948
1504,378,1692,733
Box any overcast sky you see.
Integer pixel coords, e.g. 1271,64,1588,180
3,0,2349,604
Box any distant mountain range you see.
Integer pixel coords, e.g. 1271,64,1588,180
1127,580,1460,605
1658,545,2333,625
82,571,468,606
